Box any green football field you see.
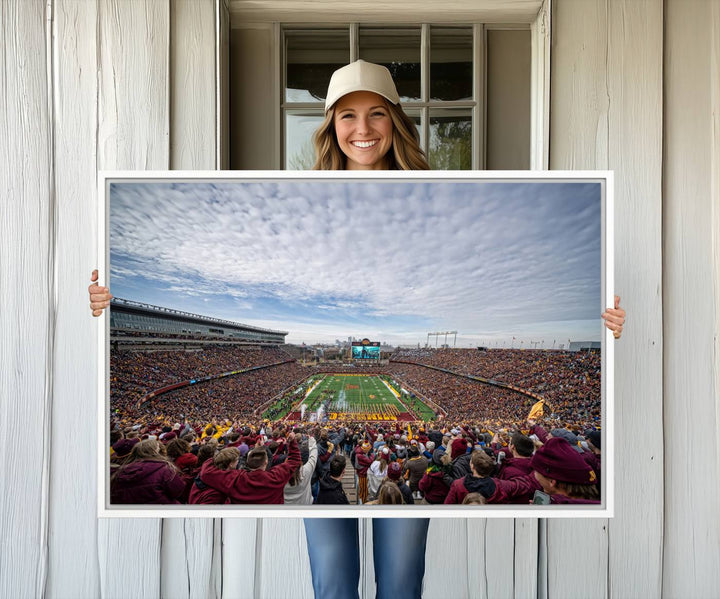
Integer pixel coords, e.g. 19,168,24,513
266,373,437,422
278,374,434,421
302,374,406,421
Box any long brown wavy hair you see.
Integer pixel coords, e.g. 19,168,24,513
111,439,177,483
312,99,430,171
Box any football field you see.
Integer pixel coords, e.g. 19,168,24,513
292,374,412,422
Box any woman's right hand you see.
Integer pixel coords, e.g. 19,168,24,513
89,269,112,316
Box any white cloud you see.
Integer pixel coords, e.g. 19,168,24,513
110,180,602,340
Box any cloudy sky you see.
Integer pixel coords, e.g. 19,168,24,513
109,179,603,347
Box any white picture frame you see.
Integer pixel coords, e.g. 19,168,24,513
97,170,613,519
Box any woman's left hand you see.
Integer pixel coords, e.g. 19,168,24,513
602,295,626,339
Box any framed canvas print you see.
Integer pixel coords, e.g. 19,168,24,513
97,171,613,518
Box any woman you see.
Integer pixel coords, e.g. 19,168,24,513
110,438,186,504
90,59,626,598
284,433,318,505
367,446,390,500
365,479,404,505
188,447,239,505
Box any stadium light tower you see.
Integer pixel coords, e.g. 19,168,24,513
427,331,457,348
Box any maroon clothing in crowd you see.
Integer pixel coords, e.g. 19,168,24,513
530,424,549,444
497,457,535,503
111,460,186,504
418,471,451,504
354,447,374,477
498,456,534,480
444,475,497,504
487,473,542,504
199,438,301,504
188,481,230,505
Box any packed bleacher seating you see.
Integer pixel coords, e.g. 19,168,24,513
388,348,600,428
110,417,602,507
109,346,603,507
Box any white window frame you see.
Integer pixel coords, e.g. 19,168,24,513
228,0,551,171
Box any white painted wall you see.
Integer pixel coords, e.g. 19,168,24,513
486,29,531,170
2,0,719,597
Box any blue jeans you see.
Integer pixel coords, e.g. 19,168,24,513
303,518,430,599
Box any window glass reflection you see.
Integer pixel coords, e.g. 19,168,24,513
286,30,350,103
359,28,421,102
430,27,473,101
429,109,472,170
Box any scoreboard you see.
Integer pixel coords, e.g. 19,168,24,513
351,338,380,360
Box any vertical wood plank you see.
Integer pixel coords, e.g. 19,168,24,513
96,1,169,596
423,519,470,599
161,519,219,599
606,1,664,597
550,0,609,170
162,2,219,598
48,1,102,597
170,0,216,170
221,519,258,599
0,1,52,598
256,518,314,599
466,519,516,599
96,0,170,171
551,0,666,596
513,519,538,599
548,1,610,595
663,1,720,596
546,522,608,599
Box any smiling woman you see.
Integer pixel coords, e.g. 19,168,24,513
333,91,394,170
311,60,430,171
88,60,626,599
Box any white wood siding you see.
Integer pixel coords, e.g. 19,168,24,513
96,1,169,595
0,2,52,598
663,1,720,597
550,1,665,598
2,1,719,598
48,0,102,596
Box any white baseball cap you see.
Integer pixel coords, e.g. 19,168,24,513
324,60,400,112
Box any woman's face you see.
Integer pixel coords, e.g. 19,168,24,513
333,91,394,170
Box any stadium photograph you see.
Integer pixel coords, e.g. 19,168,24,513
104,173,609,513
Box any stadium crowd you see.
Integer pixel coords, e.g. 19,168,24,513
110,417,602,507
109,346,603,507
111,346,295,412
387,348,600,428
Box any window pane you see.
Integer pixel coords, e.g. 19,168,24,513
429,109,472,170
359,28,421,102
430,27,473,101
285,112,324,170
286,30,349,103
402,109,423,148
